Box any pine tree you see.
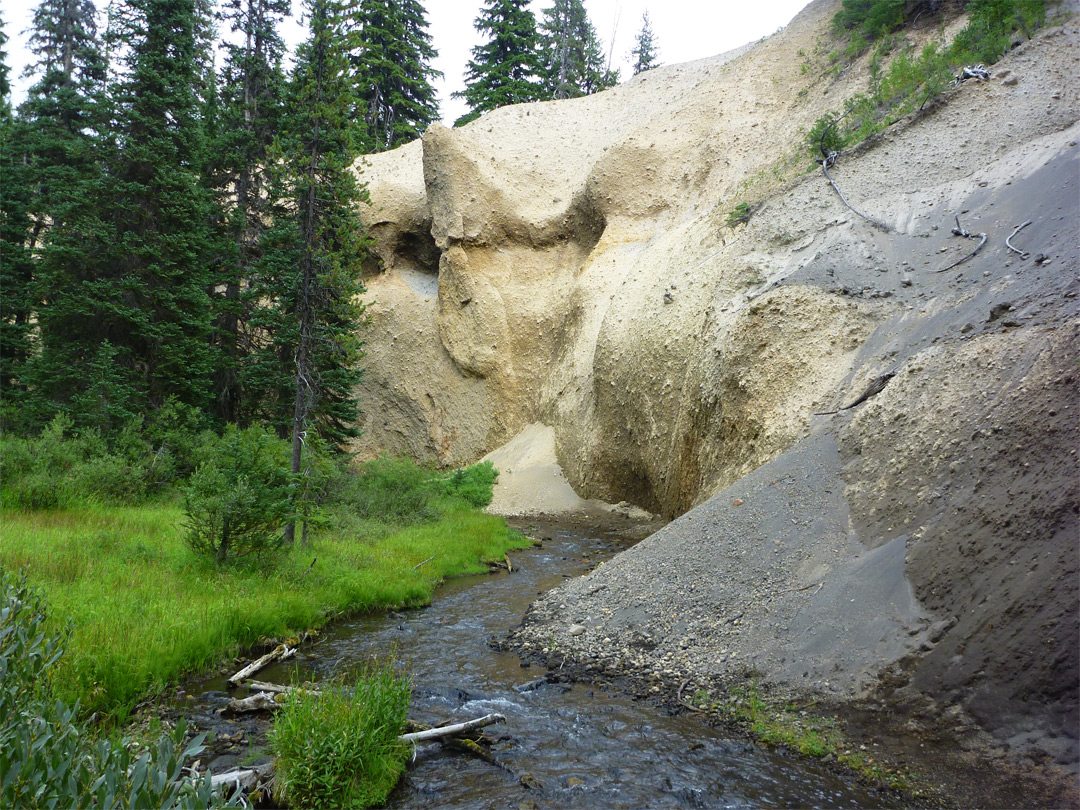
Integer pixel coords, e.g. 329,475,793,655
208,0,290,424
352,0,441,151
249,0,370,541
454,0,541,126
33,0,218,424
630,10,659,75
538,0,617,100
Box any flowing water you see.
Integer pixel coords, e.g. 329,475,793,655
183,521,904,809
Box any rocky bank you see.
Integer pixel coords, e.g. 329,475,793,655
350,0,1079,804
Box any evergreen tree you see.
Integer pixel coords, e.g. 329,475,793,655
4,0,109,428
248,0,370,541
209,0,290,424
454,0,541,126
630,9,659,75
538,0,617,100
352,0,441,151
0,15,37,426
33,0,218,424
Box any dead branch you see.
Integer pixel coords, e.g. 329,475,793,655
399,713,506,744
953,64,990,86
936,215,987,272
224,691,281,714
245,680,320,696
820,153,892,233
814,371,896,415
227,644,296,687
677,679,707,713
1006,220,1032,258
782,581,825,595
210,762,273,793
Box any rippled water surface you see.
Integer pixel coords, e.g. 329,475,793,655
187,522,905,809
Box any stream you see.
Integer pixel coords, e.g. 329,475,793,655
180,521,904,809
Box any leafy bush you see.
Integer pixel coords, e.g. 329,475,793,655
807,114,845,157
0,570,232,809
953,0,1045,63
725,202,753,228
271,662,411,808
832,0,905,41
434,460,499,509
341,455,440,523
182,425,295,565
1,415,152,509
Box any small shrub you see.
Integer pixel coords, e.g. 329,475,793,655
1,415,160,508
435,460,499,509
182,425,295,565
345,455,439,523
953,0,1044,64
725,202,753,228
807,114,845,157
271,662,411,808
832,0,905,41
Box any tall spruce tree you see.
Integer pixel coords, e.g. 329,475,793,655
208,0,289,424
352,0,441,151
250,0,369,540
538,0,617,100
10,0,110,427
0,14,36,426
33,0,218,426
630,10,659,75
454,0,541,126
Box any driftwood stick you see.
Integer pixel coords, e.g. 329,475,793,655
246,680,320,696
783,580,825,594
224,691,281,714
210,762,273,791
299,557,317,582
936,231,987,272
677,679,707,713
399,713,506,744
227,644,295,687
814,371,896,415
1006,220,1032,258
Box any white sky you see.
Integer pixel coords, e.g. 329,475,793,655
4,0,809,125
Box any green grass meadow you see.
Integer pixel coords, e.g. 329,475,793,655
1,499,528,722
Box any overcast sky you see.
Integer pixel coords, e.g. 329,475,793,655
4,0,809,124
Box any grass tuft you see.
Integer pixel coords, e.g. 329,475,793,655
271,661,411,808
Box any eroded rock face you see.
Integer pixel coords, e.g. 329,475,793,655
350,0,1079,782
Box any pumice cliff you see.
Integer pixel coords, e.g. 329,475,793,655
351,0,1079,803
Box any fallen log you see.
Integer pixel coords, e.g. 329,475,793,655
246,679,320,696
209,762,273,793
227,644,295,687
399,713,506,744
224,691,280,714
